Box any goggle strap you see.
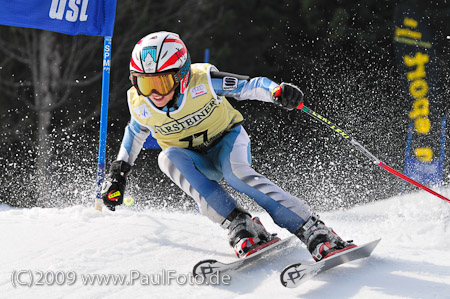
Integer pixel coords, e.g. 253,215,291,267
173,54,191,83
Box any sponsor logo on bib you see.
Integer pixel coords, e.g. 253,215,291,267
190,84,207,98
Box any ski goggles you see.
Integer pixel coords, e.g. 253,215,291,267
131,55,191,97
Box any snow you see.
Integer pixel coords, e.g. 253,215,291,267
1,190,450,299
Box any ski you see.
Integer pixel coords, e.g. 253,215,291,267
280,238,381,288
193,235,298,278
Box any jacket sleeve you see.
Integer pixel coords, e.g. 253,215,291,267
116,117,151,166
209,66,279,103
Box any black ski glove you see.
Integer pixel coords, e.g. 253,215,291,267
273,82,304,111
101,160,132,211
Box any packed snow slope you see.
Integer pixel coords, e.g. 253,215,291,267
1,190,450,299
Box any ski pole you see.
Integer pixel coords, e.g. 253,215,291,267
296,102,450,203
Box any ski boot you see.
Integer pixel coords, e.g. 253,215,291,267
226,210,280,258
295,213,356,262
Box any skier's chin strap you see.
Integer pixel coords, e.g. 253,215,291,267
164,85,181,120
163,70,191,118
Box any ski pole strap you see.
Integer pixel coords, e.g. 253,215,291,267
297,103,450,203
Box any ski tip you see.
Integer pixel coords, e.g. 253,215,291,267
193,259,218,278
280,238,382,288
280,263,303,288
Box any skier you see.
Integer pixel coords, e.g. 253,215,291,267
101,31,356,262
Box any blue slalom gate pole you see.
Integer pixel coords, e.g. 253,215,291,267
204,48,210,63
438,117,447,185
95,36,112,211
401,122,414,194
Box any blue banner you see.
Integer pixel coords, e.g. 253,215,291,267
0,0,116,36
394,5,445,186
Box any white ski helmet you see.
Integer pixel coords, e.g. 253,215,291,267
130,31,191,96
